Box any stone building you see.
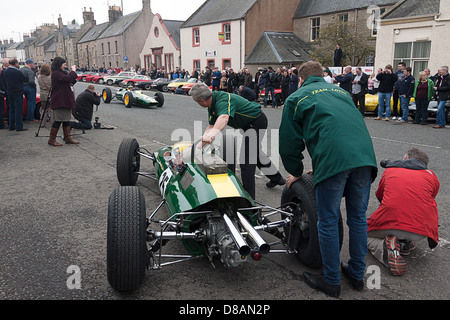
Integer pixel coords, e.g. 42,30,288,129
375,0,449,78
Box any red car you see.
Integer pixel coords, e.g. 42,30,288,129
91,75,105,84
121,75,152,87
82,73,102,82
182,82,212,94
2,93,42,120
259,88,283,105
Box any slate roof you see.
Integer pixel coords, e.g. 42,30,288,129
78,22,110,43
294,0,399,18
383,0,440,19
181,0,257,28
245,32,312,65
162,20,184,48
98,11,141,39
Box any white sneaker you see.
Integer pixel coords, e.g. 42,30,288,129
392,116,397,120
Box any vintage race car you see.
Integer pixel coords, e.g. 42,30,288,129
107,137,343,292
101,87,164,108
167,77,198,92
103,72,136,86
120,75,153,88
2,93,42,120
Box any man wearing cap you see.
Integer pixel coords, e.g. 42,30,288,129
21,59,37,121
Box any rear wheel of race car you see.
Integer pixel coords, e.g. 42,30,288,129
124,92,133,108
102,88,112,103
281,174,343,269
154,92,164,107
117,138,140,186
107,186,148,292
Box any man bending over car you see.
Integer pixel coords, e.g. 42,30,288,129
190,83,285,200
71,84,101,130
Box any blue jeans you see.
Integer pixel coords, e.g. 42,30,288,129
399,96,410,122
377,92,391,118
264,86,276,107
8,94,24,131
436,99,447,126
315,166,373,286
24,85,36,121
71,117,92,130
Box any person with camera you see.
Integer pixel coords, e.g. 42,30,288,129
375,64,397,121
70,84,101,130
49,56,78,146
367,148,440,276
279,61,377,298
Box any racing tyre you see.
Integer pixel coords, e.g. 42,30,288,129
154,92,164,107
124,92,133,108
281,174,343,268
107,186,148,292
102,88,113,103
117,138,140,186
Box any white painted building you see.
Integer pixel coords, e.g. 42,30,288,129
139,14,183,73
375,0,450,78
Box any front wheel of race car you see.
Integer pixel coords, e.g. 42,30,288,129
124,92,133,108
102,88,112,103
107,186,148,292
117,138,140,186
154,92,164,107
281,173,343,269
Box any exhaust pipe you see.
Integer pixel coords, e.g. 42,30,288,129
223,214,251,257
237,212,270,255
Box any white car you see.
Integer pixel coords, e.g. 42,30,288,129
103,72,137,86
409,100,450,123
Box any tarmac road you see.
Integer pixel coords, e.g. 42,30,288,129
0,81,449,303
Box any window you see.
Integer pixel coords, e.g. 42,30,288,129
165,53,174,72
222,23,231,44
193,60,200,72
311,17,320,41
193,28,200,47
108,42,111,54
393,41,431,79
101,43,104,55
338,13,349,22
115,41,118,54
207,59,215,69
154,27,159,37
222,59,231,70
371,7,386,36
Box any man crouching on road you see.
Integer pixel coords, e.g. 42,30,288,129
190,83,285,200
279,61,378,298
70,84,101,130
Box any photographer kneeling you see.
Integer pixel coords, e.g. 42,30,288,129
71,84,101,130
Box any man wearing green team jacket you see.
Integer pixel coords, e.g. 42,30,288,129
190,83,285,200
279,61,377,298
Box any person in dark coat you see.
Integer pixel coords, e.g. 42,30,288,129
70,84,101,130
4,58,27,131
334,44,343,67
334,66,353,94
49,57,78,146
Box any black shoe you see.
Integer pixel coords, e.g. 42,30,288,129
266,177,286,188
303,272,340,298
16,128,28,132
341,262,364,291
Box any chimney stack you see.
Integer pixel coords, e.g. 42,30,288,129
108,5,122,24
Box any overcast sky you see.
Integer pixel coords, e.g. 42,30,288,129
1,0,206,42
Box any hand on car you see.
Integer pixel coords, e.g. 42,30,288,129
286,174,301,188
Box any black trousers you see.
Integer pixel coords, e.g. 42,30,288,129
223,112,281,199
392,90,402,117
352,92,366,116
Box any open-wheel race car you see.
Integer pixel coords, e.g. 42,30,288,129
107,137,343,292
101,87,164,108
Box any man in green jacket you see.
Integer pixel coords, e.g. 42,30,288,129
279,61,377,298
190,83,285,199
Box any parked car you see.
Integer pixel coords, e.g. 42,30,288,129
181,81,212,94
2,93,42,120
409,99,450,123
152,78,173,92
103,72,137,86
167,78,198,92
121,75,153,88
91,74,105,84
259,88,283,105
83,73,103,82
364,93,406,114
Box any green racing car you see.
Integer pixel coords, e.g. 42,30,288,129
107,137,343,292
102,87,164,108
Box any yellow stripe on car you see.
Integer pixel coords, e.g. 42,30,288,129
208,174,240,198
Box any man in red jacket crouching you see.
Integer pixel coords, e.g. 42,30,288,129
367,148,440,276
